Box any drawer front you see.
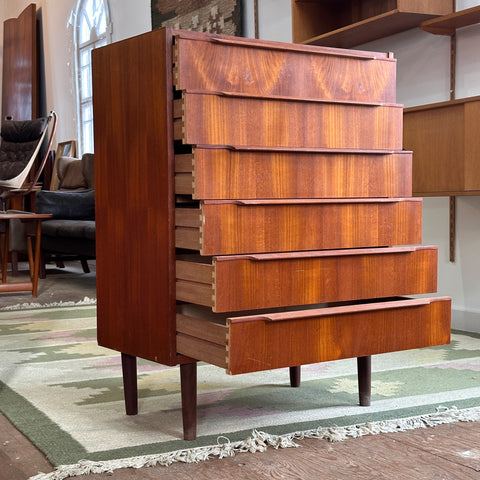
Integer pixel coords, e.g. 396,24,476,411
175,148,413,199
173,32,396,103
176,246,438,312
174,93,403,150
175,198,423,255
176,297,451,374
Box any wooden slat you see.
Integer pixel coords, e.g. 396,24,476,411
175,28,394,59
176,280,214,307
421,5,480,35
177,333,227,369
175,154,194,172
176,259,212,283
229,297,438,323
181,92,403,150
173,119,183,141
174,173,193,194
176,314,227,345
175,208,201,227
175,227,201,250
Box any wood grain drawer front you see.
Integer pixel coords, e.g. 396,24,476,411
176,297,451,374
176,246,438,312
174,93,403,150
175,148,413,199
173,32,396,104
175,198,423,255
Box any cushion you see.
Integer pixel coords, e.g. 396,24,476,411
0,118,48,180
1,117,47,142
41,219,96,241
35,189,95,219
59,159,87,190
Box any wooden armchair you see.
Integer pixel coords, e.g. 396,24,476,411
0,111,57,210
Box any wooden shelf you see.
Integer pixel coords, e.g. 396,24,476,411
292,0,452,48
421,5,480,35
404,95,480,196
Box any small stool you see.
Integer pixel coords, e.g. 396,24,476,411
0,210,52,296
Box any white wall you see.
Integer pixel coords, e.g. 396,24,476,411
1,0,479,325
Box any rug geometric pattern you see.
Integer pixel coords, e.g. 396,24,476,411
1,305,480,468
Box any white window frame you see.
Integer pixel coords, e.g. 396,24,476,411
74,0,112,154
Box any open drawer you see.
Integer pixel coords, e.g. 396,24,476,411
176,246,438,312
173,92,403,150
176,297,452,374
175,147,413,200
175,198,422,254
173,30,396,104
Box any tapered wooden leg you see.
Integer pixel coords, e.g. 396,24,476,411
357,355,372,406
121,353,138,415
289,366,301,387
80,257,90,273
2,221,9,283
180,362,197,441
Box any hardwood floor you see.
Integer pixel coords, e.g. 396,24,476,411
2,411,480,480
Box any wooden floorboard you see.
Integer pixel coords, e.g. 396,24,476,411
0,413,52,480
3,412,480,480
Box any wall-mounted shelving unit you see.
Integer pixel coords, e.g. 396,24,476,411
291,0,453,48
403,4,480,261
421,4,480,35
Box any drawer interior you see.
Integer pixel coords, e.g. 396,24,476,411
176,297,452,375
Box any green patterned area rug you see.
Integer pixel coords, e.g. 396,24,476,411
1,304,480,480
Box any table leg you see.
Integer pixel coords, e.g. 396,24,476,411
2,220,9,283
27,236,34,282
32,220,42,297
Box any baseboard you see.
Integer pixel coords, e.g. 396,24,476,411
452,309,480,334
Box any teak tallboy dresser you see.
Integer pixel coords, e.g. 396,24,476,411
92,28,451,440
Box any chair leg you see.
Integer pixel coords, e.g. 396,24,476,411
39,250,46,279
55,255,65,268
80,257,90,273
10,251,18,276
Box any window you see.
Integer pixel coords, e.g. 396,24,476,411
75,0,111,154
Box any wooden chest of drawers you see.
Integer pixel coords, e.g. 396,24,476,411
92,28,451,441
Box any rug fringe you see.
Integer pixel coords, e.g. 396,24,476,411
28,405,480,480
0,296,96,311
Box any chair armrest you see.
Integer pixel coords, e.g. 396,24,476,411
35,189,95,220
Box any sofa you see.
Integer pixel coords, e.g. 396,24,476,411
35,153,95,276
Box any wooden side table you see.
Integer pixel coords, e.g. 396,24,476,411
0,211,52,296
